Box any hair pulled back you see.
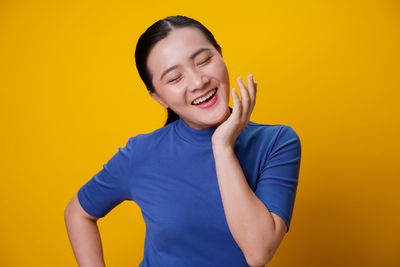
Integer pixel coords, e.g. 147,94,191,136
134,15,222,126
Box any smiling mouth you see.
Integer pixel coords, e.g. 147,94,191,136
191,88,218,105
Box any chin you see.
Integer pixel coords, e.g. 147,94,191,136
210,106,230,125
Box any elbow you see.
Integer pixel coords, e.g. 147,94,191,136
246,254,273,267
245,247,275,267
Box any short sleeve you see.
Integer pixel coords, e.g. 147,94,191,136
77,137,136,218
255,125,301,233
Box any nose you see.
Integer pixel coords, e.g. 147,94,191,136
187,68,209,92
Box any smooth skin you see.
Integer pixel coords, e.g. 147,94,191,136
147,27,232,130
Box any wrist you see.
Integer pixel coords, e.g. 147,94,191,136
212,143,234,155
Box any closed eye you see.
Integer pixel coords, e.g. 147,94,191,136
198,56,212,65
168,75,182,83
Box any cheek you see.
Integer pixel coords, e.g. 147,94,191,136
209,61,229,82
164,86,186,105
213,63,230,99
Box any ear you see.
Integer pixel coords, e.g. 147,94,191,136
149,90,169,109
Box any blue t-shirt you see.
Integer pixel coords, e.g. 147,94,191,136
78,110,301,266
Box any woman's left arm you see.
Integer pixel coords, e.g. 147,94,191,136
212,75,287,267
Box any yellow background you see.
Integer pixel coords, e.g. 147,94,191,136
1,0,399,266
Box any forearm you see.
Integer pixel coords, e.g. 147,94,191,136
64,196,106,267
212,145,276,266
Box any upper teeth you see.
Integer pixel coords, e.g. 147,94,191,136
192,89,217,105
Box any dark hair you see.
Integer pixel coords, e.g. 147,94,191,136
134,15,222,126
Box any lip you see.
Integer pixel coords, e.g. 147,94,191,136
194,88,218,109
191,88,217,104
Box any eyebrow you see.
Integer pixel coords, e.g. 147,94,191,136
159,47,212,81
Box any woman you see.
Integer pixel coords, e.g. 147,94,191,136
64,15,301,267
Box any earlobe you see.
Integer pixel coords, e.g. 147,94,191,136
149,90,169,109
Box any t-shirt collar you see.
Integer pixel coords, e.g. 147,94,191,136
174,107,233,146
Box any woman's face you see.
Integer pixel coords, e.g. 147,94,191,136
147,27,230,129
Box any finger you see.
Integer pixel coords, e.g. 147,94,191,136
236,76,250,120
247,74,255,100
247,74,256,114
231,87,242,120
254,81,257,108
